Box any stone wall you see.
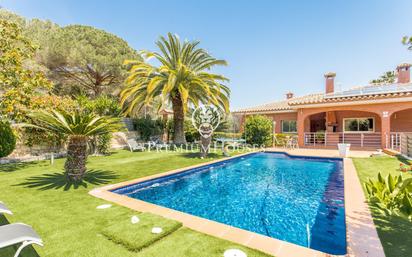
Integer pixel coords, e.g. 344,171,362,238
3,131,140,162
122,118,135,131
111,131,139,149
9,141,65,158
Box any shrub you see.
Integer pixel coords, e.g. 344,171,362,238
273,133,291,147
96,133,112,155
315,131,325,143
76,95,122,116
364,172,412,220
23,95,75,149
242,115,273,147
184,120,200,143
134,117,163,141
0,120,16,157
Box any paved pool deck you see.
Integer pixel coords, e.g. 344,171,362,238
90,149,385,257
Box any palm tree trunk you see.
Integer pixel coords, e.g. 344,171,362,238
171,96,186,144
64,136,88,182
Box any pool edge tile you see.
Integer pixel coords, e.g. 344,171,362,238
344,158,386,257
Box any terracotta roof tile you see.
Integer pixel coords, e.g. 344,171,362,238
289,83,412,105
233,82,412,113
233,99,293,113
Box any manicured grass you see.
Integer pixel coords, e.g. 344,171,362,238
352,155,412,257
101,212,182,252
0,150,270,257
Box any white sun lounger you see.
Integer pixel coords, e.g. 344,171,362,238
0,223,43,257
127,139,146,152
0,201,12,215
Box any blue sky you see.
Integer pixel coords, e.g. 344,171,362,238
1,0,412,110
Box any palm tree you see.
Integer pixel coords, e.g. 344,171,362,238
120,33,230,144
370,71,396,84
28,110,123,181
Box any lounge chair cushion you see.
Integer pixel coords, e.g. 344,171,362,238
127,139,145,151
0,223,42,248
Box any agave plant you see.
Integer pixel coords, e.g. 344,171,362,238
120,33,230,144
364,172,412,220
28,110,123,181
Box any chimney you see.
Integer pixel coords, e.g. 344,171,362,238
286,92,294,99
324,72,336,94
396,63,411,83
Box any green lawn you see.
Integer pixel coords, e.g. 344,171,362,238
352,155,412,257
0,150,270,257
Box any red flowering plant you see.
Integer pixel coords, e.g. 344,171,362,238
400,163,412,173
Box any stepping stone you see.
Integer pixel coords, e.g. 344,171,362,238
224,249,247,257
151,227,163,234
96,204,112,209
131,216,140,224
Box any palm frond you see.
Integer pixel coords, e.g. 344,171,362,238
27,110,124,137
121,32,230,116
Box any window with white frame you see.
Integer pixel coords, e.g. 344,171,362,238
281,120,297,133
343,118,374,132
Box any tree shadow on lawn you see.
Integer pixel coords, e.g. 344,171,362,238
0,215,40,257
0,162,33,173
370,206,412,257
15,169,118,191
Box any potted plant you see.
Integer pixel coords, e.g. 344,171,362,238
338,143,351,157
400,163,412,172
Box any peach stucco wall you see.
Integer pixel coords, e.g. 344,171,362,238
265,112,298,133
236,100,412,149
237,112,298,134
297,101,412,148
334,111,382,132
391,108,412,132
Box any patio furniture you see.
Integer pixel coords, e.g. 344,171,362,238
0,201,12,215
155,142,169,151
126,139,146,152
273,134,285,148
291,136,299,149
143,141,157,150
215,138,246,150
286,136,299,149
0,223,43,257
147,137,170,150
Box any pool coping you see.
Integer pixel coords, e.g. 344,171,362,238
89,150,385,257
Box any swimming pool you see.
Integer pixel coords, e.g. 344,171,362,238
112,152,346,255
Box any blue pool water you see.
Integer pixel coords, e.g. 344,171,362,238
113,152,346,255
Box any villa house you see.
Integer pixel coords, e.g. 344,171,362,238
233,63,412,150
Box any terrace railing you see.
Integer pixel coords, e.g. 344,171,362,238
304,132,381,148
389,132,412,152
400,133,412,157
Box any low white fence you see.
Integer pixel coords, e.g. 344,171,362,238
304,132,381,148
